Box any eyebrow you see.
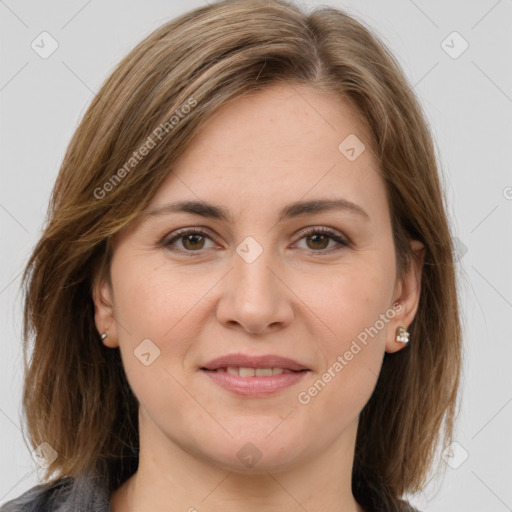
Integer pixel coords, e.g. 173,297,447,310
144,198,370,223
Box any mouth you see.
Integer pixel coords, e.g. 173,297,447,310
199,353,310,396
201,367,309,377
200,366,310,397
201,353,310,373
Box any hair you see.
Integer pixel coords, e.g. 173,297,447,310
19,0,462,510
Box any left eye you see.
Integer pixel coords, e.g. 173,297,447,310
294,227,348,252
163,227,348,254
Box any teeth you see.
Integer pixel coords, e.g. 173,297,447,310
255,368,273,377
239,367,255,377
221,367,287,377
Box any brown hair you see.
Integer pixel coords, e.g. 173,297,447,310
20,0,462,509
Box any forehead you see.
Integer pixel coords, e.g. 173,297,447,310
137,83,387,232
181,83,374,168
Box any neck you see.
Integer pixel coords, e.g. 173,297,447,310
111,410,365,512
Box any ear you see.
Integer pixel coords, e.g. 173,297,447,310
91,270,119,349
386,239,425,354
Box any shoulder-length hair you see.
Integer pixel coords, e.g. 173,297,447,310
20,0,462,509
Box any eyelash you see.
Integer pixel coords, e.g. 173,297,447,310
162,226,349,256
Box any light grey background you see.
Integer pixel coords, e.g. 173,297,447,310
1,0,511,510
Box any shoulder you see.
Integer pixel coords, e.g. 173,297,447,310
0,478,70,512
0,472,111,512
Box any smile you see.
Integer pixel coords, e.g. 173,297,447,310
206,367,302,377
200,367,309,396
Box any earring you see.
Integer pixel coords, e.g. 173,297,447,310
396,326,409,344
100,332,108,340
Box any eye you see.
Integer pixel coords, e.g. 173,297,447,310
163,226,349,255
164,228,215,253
293,226,348,253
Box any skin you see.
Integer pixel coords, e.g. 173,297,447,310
93,83,424,512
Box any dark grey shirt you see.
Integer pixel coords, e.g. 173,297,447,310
1,471,421,512
0,471,112,512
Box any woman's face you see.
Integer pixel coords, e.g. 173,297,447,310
94,83,422,473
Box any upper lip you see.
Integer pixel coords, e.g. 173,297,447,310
201,353,310,371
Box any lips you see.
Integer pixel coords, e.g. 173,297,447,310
200,353,310,396
201,353,310,372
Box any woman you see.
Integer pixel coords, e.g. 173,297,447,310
1,0,461,510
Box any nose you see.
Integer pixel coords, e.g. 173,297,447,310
215,243,295,335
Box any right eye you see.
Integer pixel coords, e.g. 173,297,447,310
163,228,217,254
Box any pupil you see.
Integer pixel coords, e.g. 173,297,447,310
309,234,327,249
185,234,203,249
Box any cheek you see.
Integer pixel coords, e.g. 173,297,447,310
300,257,395,408
109,258,199,426
318,259,395,345
109,256,190,378
298,280,392,434
111,254,191,339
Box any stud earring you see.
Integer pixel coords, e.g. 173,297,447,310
100,332,108,340
396,326,409,344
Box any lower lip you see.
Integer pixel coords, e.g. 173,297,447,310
201,369,309,397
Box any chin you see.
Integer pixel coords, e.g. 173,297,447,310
212,446,306,475
193,429,308,474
